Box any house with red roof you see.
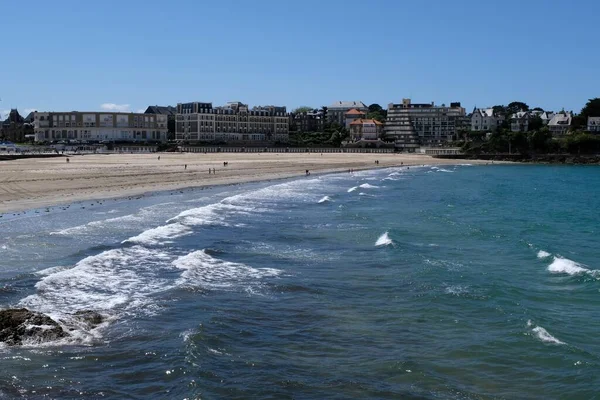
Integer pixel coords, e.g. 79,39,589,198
349,118,384,141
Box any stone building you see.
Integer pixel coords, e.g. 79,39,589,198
175,101,289,144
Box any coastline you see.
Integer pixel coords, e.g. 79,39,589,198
0,153,495,214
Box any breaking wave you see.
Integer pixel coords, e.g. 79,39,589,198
318,196,332,204
348,186,358,193
174,250,282,289
375,232,392,247
359,183,379,189
537,250,551,259
547,256,598,277
528,320,565,345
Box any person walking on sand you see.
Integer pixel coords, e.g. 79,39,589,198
212,168,216,174
185,164,187,170
158,156,160,160
208,168,211,174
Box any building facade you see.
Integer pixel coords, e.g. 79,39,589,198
33,111,168,143
175,101,289,144
344,109,366,129
327,101,368,126
510,111,530,132
548,112,572,135
471,108,504,132
1,109,30,142
349,119,384,141
587,117,600,132
385,99,466,151
144,105,176,140
292,109,326,132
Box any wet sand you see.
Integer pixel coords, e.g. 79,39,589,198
0,152,489,213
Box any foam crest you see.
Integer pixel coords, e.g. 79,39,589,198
174,250,282,289
375,232,393,247
348,186,358,193
318,196,332,204
537,250,551,259
124,222,192,245
531,325,565,345
359,183,379,189
19,245,174,344
547,256,590,276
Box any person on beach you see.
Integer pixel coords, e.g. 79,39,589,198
208,168,211,174
213,168,216,174
158,156,160,160
66,158,69,163
184,164,187,170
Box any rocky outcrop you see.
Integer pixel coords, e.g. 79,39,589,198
0,308,68,346
73,310,104,329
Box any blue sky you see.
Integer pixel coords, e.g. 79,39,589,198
1,0,598,118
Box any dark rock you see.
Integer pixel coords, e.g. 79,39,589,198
0,308,68,346
73,310,104,328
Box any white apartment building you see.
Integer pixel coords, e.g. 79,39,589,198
588,117,600,132
175,101,289,143
385,99,466,151
33,111,168,143
471,108,504,132
327,101,368,126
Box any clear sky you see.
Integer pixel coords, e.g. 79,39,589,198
1,0,598,118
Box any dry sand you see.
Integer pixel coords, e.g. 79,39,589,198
0,152,488,213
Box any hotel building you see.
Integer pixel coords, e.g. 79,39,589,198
175,101,289,144
33,111,168,142
385,99,466,151
327,101,368,126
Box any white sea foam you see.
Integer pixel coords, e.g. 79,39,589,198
124,222,192,246
359,183,379,189
174,250,282,289
437,168,454,173
547,256,591,276
375,232,392,247
348,186,358,193
532,326,565,345
19,245,174,345
318,196,332,204
537,250,551,259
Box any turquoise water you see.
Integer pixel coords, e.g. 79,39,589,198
0,164,599,399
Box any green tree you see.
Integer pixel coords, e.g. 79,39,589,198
579,98,600,118
492,105,507,116
293,106,313,114
528,115,544,131
507,101,529,115
532,107,544,112
367,103,387,122
529,127,552,152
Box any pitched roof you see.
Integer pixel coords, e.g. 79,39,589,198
350,118,383,126
329,101,367,109
549,112,572,126
24,112,35,123
345,108,365,116
474,108,495,117
144,105,176,115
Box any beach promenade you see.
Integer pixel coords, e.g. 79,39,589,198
0,152,488,213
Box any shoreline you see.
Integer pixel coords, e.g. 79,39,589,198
0,153,496,214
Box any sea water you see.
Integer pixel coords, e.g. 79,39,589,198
0,164,599,399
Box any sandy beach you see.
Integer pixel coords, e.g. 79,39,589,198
0,152,488,213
